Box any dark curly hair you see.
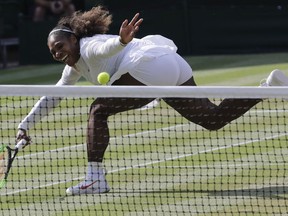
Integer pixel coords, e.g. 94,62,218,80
49,5,113,39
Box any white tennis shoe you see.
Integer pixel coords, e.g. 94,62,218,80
261,69,288,86
66,174,110,195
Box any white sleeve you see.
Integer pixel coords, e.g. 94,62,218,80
18,96,62,130
18,66,81,130
87,36,125,58
56,65,81,86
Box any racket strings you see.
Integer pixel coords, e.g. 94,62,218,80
0,149,8,181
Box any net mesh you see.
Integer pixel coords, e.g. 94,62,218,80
0,85,288,215
0,146,7,183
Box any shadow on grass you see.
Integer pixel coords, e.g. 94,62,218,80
208,185,288,200
112,185,288,200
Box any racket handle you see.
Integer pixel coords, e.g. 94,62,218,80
15,139,28,150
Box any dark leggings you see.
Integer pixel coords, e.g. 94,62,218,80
87,74,262,162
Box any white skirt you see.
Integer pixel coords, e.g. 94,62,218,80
109,35,193,86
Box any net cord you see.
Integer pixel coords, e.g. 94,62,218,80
0,85,287,98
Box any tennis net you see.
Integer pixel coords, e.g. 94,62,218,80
0,85,288,215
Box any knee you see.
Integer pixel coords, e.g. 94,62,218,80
89,104,110,118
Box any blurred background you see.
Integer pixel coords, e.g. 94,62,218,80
1,0,288,68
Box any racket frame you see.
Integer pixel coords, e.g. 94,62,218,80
0,146,19,188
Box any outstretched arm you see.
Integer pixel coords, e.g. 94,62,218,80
16,66,81,144
119,13,143,45
88,13,143,57
17,96,63,131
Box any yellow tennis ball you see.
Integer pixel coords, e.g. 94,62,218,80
97,72,110,85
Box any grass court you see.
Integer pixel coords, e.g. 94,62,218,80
1,52,288,215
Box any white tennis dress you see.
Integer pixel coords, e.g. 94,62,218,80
18,34,193,130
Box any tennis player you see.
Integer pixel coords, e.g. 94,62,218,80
16,5,288,195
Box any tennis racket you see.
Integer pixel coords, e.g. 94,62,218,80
0,138,29,189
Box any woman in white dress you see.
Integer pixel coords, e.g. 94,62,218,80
16,5,285,195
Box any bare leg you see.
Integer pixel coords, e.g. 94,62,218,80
87,74,262,161
163,77,262,130
87,73,154,162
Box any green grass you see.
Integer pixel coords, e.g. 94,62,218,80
1,52,288,85
1,52,288,215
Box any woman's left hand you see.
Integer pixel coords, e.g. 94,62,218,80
119,13,143,45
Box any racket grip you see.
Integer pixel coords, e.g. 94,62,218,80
15,139,28,150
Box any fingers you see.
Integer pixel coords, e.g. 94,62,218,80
120,13,143,43
121,19,128,28
129,13,140,26
16,137,31,150
122,13,143,29
16,129,31,148
128,13,143,28
16,129,26,140
134,18,143,28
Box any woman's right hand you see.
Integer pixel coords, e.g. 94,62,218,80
16,129,31,150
